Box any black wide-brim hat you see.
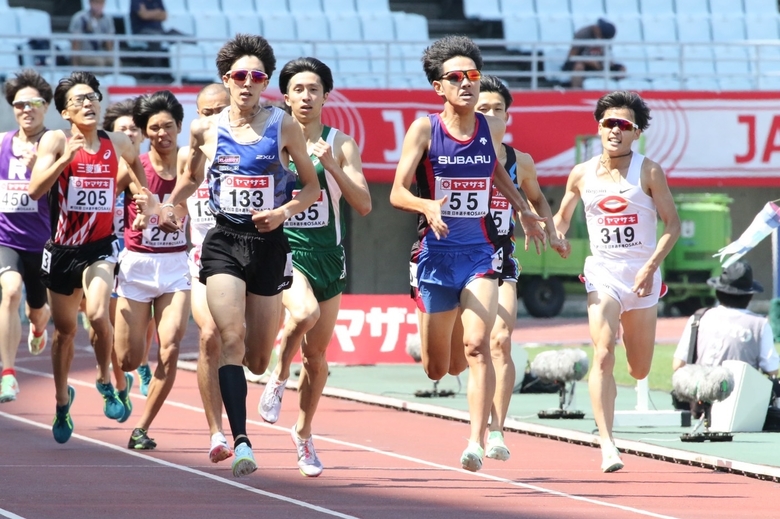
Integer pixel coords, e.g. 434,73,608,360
707,260,763,295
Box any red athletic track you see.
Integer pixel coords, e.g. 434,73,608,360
0,327,773,519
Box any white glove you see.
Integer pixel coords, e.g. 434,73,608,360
714,201,780,268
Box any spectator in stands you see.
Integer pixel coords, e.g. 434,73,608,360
673,260,779,377
69,0,116,69
562,18,625,89
129,0,167,36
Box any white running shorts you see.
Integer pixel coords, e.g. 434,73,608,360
582,255,664,313
117,249,191,303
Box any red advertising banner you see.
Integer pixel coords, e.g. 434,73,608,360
109,87,780,187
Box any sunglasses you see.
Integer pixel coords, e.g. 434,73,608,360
600,117,638,131
12,97,46,110
439,69,482,83
228,69,268,84
68,91,101,108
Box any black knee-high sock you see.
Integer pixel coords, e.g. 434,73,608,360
218,365,250,448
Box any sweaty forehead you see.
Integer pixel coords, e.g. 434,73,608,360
231,55,265,72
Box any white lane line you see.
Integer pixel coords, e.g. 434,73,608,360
0,508,28,519
11,366,681,519
0,411,360,519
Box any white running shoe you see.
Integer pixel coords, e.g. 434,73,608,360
231,443,257,477
460,441,484,472
485,431,511,461
601,444,624,473
291,426,323,477
28,328,47,356
0,375,19,403
258,374,286,424
209,432,233,463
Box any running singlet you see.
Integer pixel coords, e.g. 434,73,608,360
414,112,498,248
581,152,657,261
207,106,296,226
186,175,214,249
124,153,188,253
49,130,117,245
490,143,518,242
0,130,50,252
284,126,345,251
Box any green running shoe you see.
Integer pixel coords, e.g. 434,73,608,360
137,364,152,396
52,386,75,444
96,380,124,420
117,373,134,423
128,428,157,450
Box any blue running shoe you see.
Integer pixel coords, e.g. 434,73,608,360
96,380,124,420
117,373,134,424
137,364,152,396
52,386,75,444
232,442,257,477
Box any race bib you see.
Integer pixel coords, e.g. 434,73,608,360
219,174,273,214
67,177,113,212
187,186,215,225
0,180,35,213
490,187,512,235
593,214,639,250
285,189,329,228
142,214,188,248
435,177,490,218
113,193,125,235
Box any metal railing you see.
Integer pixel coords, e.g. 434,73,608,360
4,33,780,90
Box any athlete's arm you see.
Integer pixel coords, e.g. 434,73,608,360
252,112,318,233
29,130,71,200
115,158,138,195
515,149,569,258
112,131,148,192
632,158,681,296
316,132,371,216
389,117,449,240
171,146,189,221
553,163,585,237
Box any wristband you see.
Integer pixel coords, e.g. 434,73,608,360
161,203,175,210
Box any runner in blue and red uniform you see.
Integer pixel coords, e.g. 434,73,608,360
29,71,148,444
390,35,558,472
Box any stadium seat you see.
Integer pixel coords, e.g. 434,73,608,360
169,42,214,82
709,0,745,16
221,0,258,13
355,0,390,13
617,77,652,90
536,0,570,16
718,77,754,91
464,0,502,20
165,0,187,14
642,15,677,43
0,41,20,78
194,13,229,40
714,46,751,76
604,0,639,17
393,12,429,42
744,0,779,15
163,12,195,36
360,13,395,41
744,14,779,40
582,77,620,91
613,44,648,75
651,77,682,89
314,43,339,70
638,0,673,16
323,0,354,13
711,14,746,41
681,47,715,76
289,0,323,13
260,14,297,40
570,0,606,18
333,43,371,74
293,13,330,41
187,0,221,13
537,15,574,82
503,15,539,52
676,15,711,43
683,77,719,91
500,0,535,16
227,14,262,37
97,73,137,86
326,13,362,40
757,75,780,89
674,0,709,16
17,8,51,38
273,42,311,67
646,54,679,76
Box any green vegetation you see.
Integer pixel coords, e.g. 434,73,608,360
523,344,678,393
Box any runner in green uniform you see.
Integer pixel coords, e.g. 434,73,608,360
258,57,371,477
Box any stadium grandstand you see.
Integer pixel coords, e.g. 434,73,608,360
3,0,780,90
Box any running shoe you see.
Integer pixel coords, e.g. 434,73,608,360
117,373,134,423
258,373,286,424
209,432,233,463
231,442,257,477
128,428,157,450
137,364,152,396
27,328,47,356
485,430,511,461
460,441,484,472
601,444,624,473
0,374,19,403
96,380,124,420
291,426,323,477
52,386,75,444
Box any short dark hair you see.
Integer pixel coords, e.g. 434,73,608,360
102,98,135,131
4,69,53,106
479,74,513,109
422,35,483,84
132,90,184,133
54,71,102,113
215,33,276,79
278,57,334,95
715,291,753,310
594,90,651,131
